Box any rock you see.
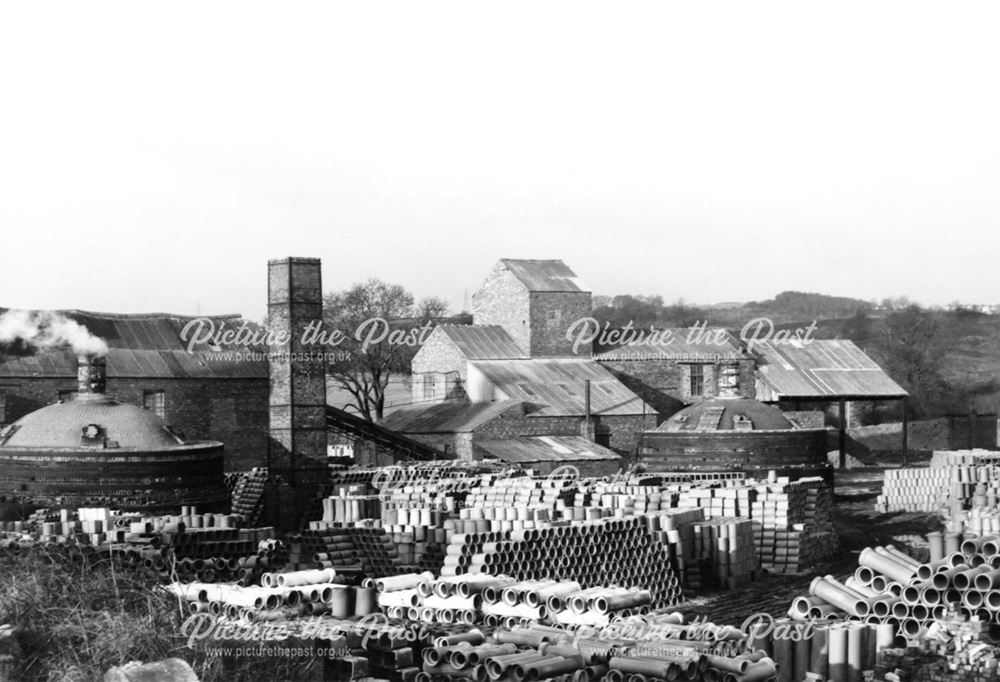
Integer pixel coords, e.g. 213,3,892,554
103,658,199,682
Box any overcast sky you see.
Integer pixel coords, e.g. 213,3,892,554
1,2,997,320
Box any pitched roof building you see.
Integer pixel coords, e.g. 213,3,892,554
389,259,654,468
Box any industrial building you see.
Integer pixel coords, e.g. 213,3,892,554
0,310,269,470
0,355,227,516
393,259,657,465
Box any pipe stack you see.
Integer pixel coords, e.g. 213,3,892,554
877,450,1000,514
439,516,682,609
166,567,360,621
229,467,268,526
753,479,838,574
321,487,382,524
285,525,405,577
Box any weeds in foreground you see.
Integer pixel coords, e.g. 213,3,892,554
0,545,320,681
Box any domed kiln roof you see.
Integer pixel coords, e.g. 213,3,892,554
657,397,796,432
0,394,189,450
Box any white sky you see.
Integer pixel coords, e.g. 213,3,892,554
1,1,998,320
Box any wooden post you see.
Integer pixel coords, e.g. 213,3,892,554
839,399,847,469
902,397,909,467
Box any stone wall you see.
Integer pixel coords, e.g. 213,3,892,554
472,264,531,354
527,291,592,357
410,329,467,401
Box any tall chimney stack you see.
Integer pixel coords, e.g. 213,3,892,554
77,355,107,397
266,257,328,528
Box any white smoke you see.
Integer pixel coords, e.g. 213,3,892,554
0,309,109,357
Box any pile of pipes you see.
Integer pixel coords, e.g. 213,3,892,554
322,487,384,524
411,616,777,682
315,610,780,682
877,450,1000,514
284,525,408,577
673,485,756,520
438,516,682,609
229,467,268,525
462,476,578,517
753,479,838,574
166,567,380,621
780,535,1000,680
681,516,758,591
873,618,1000,681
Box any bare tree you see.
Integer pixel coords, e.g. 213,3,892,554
415,296,450,323
324,279,415,422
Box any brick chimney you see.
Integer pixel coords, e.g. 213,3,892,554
266,257,328,528
77,355,107,398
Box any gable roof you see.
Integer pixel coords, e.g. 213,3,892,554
499,259,589,293
0,309,267,379
436,324,527,360
475,436,621,463
752,339,907,400
378,399,532,433
470,358,650,416
594,328,745,362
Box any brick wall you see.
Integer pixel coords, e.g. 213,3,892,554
0,376,269,471
472,412,655,456
640,429,829,475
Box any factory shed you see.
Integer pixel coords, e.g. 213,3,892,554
475,435,621,477
751,340,909,464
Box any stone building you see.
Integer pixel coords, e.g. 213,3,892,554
393,259,655,463
471,259,592,357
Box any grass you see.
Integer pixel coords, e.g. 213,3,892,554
0,544,322,682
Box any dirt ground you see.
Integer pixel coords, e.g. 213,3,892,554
682,468,943,626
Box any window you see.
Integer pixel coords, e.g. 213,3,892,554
143,390,166,419
688,365,705,397
718,363,740,397
0,391,5,423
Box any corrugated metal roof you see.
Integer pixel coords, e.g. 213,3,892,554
471,358,650,416
437,325,527,360
0,348,267,379
595,328,744,361
378,400,531,433
752,340,907,399
475,436,621,463
0,310,267,379
499,259,589,293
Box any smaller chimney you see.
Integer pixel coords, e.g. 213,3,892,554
580,379,595,442
77,355,107,396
